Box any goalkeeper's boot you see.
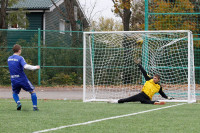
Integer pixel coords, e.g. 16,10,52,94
17,103,22,111
33,106,39,111
154,101,166,105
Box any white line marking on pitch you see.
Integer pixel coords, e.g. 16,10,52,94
33,103,186,133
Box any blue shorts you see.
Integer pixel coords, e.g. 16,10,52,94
11,79,35,94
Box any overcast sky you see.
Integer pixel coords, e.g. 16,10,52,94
78,0,121,21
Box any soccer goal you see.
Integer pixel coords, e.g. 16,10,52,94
83,30,196,103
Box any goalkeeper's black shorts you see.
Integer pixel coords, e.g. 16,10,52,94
118,92,156,104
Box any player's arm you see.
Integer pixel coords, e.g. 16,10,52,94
134,58,151,81
137,64,151,81
24,64,40,70
158,87,174,100
20,57,40,70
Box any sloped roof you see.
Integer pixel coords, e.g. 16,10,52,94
8,0,60,10
6,0,90,27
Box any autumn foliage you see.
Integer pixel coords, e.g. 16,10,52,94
148,0,197,32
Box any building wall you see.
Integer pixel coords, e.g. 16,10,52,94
27,12,43,30
7,12,43,47
44,3,72,46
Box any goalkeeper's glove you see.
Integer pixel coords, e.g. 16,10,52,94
167,97,174,100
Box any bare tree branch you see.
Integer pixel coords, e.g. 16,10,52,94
50,0,69,20
64,0,77,31
50,0,77,31
88,0,97,21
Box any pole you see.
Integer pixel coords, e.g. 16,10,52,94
38,28,41,85
145,0,148,31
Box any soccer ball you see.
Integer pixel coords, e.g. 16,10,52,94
136,38,143,45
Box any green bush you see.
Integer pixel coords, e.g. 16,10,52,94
47,72,80,85
1,32,84,86
0,68,11,85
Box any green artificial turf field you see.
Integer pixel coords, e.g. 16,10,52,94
0,99,200,133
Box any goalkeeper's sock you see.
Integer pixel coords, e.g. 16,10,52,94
13,93,20,104
31,93,37,106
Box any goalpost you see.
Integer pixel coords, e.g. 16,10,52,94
83,30,196,103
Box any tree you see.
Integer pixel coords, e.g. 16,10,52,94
112,0,140,84
51,0,86,47
64,0,77,31
112,0,145,31
112,0,132,31
51,0,90,32
130,0,145,31
189,0,200,46
0,0,28,47
148,0,197,31
91,17,123,31
0,0,27,29
0,0,8,29
80,0,98,23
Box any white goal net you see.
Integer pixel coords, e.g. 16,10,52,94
83,31,196,103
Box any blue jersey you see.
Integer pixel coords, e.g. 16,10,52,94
8,54,35,94
7,55,28,81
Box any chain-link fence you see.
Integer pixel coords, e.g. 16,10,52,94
1,1,200,88
0,28,200,86
146,0,200,85
0,29,83,86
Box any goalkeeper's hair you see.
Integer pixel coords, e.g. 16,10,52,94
154,74,160,80
13,44,21,53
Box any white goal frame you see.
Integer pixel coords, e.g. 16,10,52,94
83,30,196,103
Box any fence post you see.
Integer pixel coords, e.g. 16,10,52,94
143,0,149,84
145,0,148,31
38,28,41,85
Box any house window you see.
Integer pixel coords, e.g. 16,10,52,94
59,19,65,34
8,14,26,29
66,23,72,36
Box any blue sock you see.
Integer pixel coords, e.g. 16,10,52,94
13,93,20,104
31,93,37,106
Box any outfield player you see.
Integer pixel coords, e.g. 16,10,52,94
7,44,40,111
114,59,173,105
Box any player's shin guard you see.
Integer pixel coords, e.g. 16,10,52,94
31,93,37,106
13,93,20,104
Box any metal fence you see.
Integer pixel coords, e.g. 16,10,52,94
0,29,83,86
1,0,200,87
145,0,200,84
1,28,200,86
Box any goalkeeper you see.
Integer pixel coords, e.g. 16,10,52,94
117,59,174,105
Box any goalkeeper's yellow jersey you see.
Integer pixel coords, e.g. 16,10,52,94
142,79,161,100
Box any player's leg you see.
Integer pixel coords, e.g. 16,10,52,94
140,99,155,104
12,83,22,110
118,93,143,103
137,92,156,104
140,99,165,105
30,91,38,111
22,80,39,111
